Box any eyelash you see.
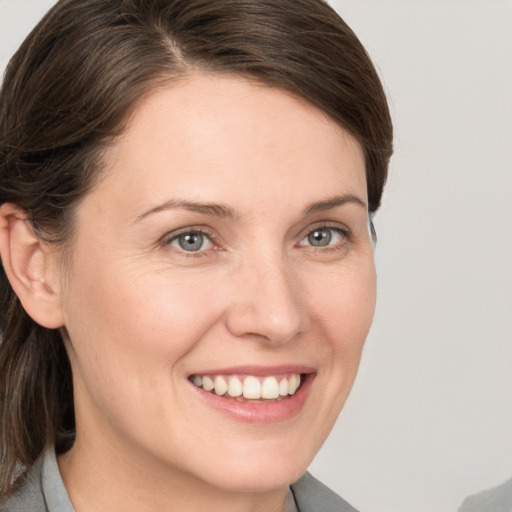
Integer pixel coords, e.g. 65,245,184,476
161,223,350,257
162,227,217,258
298,223,350,251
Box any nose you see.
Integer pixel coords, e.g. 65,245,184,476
224,253,308,345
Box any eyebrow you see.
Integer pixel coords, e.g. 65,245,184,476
134,199,239,223
134,193,367,224
303,194,367,215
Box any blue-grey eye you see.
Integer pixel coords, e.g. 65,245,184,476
307,228,332,247
169,232,212,252
299,227,346,248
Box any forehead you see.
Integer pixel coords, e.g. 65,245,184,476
94,72,367,218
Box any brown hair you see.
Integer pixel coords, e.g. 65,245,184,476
0,0,392,495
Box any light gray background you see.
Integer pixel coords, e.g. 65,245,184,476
1,1,511,511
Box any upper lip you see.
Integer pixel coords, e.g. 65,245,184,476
189,364,316,377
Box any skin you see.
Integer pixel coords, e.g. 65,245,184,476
0,72,376,512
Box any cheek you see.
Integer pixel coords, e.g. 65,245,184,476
307,257,376,405
286,258,376,459
67,267,224,360
310,258,377,353
62,263,232,451
61,256,228,408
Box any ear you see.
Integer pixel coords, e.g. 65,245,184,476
0,203,65,329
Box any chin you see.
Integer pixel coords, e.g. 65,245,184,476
180,435,318,494
203,458,308,494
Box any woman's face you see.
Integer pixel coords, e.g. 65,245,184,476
58,73,376,492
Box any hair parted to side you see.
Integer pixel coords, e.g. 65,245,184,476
0,0,393,496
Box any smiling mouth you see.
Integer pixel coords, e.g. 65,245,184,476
189,373,303,402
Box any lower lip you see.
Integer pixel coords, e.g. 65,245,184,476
190,374,315,423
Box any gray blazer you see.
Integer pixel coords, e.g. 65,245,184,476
457,478,512,512
1,451,358,512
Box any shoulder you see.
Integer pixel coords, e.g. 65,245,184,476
0,457,46,512
458,477,512,512
291,472,359,512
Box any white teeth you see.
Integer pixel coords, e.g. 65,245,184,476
191,373,302,400
289,374,300,395
214,376,228,396
243,376,261,399
228,377,243,397
202,376,214,392
261,376,279,399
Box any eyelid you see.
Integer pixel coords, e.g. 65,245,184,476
297,222,351,247
161,226,218,253
159,221,350,255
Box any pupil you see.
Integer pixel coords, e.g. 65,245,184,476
179,233,203,251
308,229,331,247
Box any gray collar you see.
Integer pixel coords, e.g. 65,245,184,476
285,487,299,512
41,449,74,512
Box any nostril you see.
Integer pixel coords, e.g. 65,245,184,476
224,303,305,344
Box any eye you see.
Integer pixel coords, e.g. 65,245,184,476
167,231,214,252
299,226,347,248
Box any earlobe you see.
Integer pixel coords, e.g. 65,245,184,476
0,203,65,329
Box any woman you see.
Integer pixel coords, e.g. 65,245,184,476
0,0,392,510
